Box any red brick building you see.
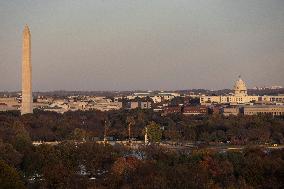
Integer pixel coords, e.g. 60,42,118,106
182,106,208,115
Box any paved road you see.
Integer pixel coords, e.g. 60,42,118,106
32,140,284,152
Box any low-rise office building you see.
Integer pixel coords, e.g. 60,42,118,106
243,105,284,116
140,101,152,109
163,106,181,115
222,107,240,116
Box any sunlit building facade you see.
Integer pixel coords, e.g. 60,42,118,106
200,76,284,105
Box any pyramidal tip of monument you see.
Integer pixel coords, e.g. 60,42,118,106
24,24,30,31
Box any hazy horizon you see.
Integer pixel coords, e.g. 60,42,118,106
0,0,283,91
1,87,283,93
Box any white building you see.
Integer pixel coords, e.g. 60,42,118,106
200,76,284,105
243,105,284,116
127,92,180,103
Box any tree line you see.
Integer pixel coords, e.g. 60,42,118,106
0,110,284,188
1,109,283,144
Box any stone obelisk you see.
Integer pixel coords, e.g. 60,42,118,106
21,25,33,115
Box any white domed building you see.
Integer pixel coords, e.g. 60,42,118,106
234,76,247,96
200,76,284,105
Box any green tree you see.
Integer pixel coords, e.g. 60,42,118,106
72,128,87,141
0,160,25,189
147,121,162,143
127,116,135,141
0,141,22,168
77,142,115,176
43,162,72,189
11,121,32,153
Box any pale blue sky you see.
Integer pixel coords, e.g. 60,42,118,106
0,0,283,91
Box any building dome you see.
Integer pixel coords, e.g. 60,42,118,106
234,76,247,96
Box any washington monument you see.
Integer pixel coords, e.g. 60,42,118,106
21,25,33,115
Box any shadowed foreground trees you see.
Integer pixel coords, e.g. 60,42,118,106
0,139,283,188
0,160,25,189
0,110,284,188
102,146,284,189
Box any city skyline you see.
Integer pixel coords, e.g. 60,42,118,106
0,0,284,91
